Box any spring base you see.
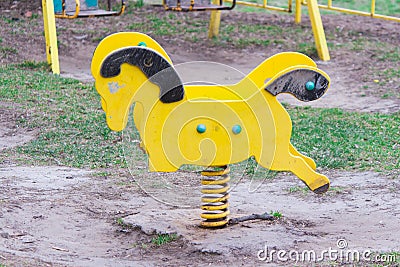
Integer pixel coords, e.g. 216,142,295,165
200,165,230,228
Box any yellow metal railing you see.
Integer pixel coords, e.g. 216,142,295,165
217,0,330,61
210,0,399,61
42,0,60,74
224,0,293,13
297,0,400,23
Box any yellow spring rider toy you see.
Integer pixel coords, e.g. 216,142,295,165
91,32,331,228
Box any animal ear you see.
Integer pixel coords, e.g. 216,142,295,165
264,68,329,102
100,47,184,103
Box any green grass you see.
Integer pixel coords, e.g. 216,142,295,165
215,23,309,48
288,185,310,194
233,0,400,16
116,217,125,226
151,233,178,246
115,217,135,231
370,251,400,266
296,42,319,58
0,62,124,169
378,47,400,62
236,157,278,180
270,211,282,218
288,185,345,195
127,15,181,36
124,12,311,50
132,0,144,8
318,0,400,16
0,63,399,176
383,68,400,79
289,106,400,174
0,46,17,55
120,0,399,60
344,39,400,99
380,67,400,99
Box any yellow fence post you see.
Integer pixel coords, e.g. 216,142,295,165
295,0,302,23
208,0,222,38
307,0,330,61
42,0,60,74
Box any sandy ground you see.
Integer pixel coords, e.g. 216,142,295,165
0,1,399,266
1,163,399,266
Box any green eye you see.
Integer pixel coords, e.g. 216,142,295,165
305,81,315,91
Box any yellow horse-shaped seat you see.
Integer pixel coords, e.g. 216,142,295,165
91,32,331,194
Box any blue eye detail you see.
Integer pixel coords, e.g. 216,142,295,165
232,125,242,134
305,81,315,91
196,124,206,133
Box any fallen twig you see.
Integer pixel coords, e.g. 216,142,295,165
52,246,69,252
228,212,275,225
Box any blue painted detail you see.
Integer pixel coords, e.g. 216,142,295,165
197,124,206,134
53,0,63,13
305,81,315,91
138,42,147,47
85,0,99,8
232,125,242,134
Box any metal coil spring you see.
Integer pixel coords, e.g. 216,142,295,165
200,165,230,228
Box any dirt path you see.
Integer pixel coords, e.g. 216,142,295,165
1,163,399,266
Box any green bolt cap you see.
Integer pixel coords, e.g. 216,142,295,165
197,124,206,133
232,125,242,134
137,42,147,47
305,81,315,91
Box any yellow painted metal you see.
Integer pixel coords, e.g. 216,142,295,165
295,0,302,24
371,0,375,16
42,0,60,74
317,4,400,22
202,176,230,185
201,185,230,195
202,166,230,180
201,202,229,211
221,0,331,62
299,0,400,23
224,0,291,12
201,210,230,219
202,194,230,203
55,0,80,19
208,0,222,38
201,219,228,228
55,0,125,19
92,32,331,192
91,32,172,115
307,0,330,61
200,165,230,228
295,0,331,61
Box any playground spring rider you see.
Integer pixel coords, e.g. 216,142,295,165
91,32,331,228
53,0,125,19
